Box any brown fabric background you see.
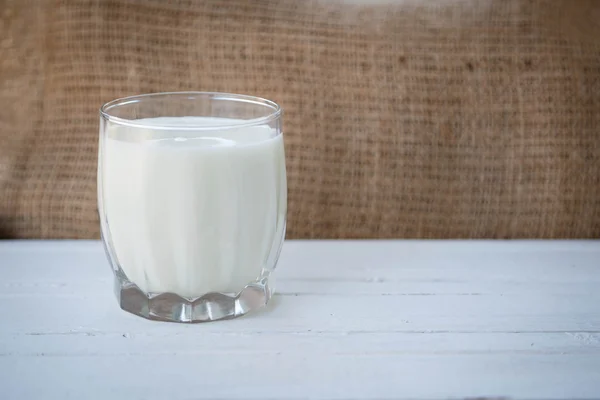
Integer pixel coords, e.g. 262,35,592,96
0,0,599,239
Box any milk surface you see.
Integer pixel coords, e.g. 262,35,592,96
101,117,286,297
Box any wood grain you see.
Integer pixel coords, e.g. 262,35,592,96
1,240,599,399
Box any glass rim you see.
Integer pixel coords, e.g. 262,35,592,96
99,91,282,131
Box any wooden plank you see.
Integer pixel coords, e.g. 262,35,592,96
0,240,599,399
3,354,600,399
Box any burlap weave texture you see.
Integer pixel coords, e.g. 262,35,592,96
0,0,599,239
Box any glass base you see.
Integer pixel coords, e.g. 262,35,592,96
114,272,273,323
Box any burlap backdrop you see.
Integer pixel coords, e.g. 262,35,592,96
1,0,599,239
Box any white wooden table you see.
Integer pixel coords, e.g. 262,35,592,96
1,240,599,400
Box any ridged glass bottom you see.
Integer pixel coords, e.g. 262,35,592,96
114,271,273,323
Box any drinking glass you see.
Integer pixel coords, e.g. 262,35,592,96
98,92,286,322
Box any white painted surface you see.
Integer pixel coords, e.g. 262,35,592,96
1,240,599,400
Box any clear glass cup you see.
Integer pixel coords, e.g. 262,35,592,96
98,92,286,322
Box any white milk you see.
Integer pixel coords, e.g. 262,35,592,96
100,117,286,298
